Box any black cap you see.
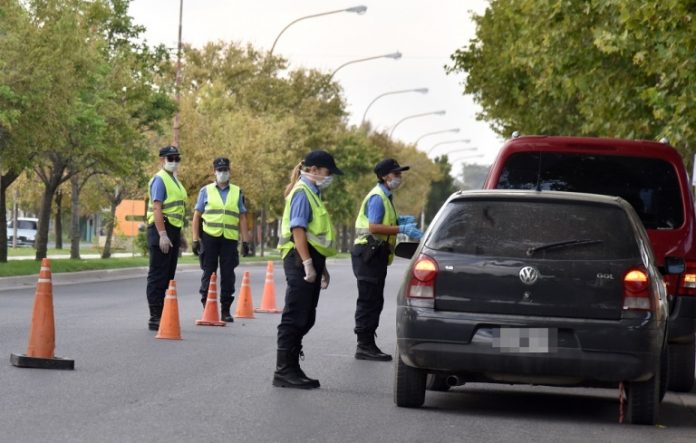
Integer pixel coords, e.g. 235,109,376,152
374,158,410,178
213,157,230,170
304,150,343,175
159,145,180,157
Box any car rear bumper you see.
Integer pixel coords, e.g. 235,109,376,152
397,306,665,383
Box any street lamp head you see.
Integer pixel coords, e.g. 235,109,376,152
434,110,446,116
345,5,368,14
386,51,402,60
414,88,429,94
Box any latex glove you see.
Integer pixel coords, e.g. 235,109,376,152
158,231,173,254
398,223,417,235
192,240,201,256
302,258,317,283
321,267,330,290
242,242,251,257
398,215,417,225
402,224,423,241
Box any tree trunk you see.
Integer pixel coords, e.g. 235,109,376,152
0,172,19,262
70,175,81,259
54,189,63,249
341,224,349,253
101,198,118,259
35,179,60,260
260,206,267,257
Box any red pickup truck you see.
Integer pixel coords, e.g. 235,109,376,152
484,135,696,392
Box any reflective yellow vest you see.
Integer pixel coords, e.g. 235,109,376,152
147,170,187,228
278,180,337,259
201,183,241,240
354,184,397,265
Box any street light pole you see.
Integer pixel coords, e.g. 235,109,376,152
172,0,184,147
389,110,446,139
329,51,402,81
269,5,367,57
427,139,472,156
414,128,460,145
361,88,428,126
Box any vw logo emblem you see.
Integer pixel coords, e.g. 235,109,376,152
519,266,539,285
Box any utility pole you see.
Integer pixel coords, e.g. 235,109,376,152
172,0,183,147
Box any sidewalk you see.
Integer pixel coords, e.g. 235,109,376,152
8,252,140,261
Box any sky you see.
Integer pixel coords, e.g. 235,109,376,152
127,0,505,176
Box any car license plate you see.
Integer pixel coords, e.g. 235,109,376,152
492,328,556,353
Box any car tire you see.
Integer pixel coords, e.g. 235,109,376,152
394,348,426,408
426,374,451,391
625,365,660,425
667,340,695,392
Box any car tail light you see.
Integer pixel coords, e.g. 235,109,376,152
405,254,438,307
678,261,696,296
623,268,653,311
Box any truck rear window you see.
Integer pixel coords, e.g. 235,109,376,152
427,199,640,259
496,152,683,229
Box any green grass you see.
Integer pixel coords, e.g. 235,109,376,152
7,247,103,257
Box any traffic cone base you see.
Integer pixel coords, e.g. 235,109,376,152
156,280,182,340
196,273,226,326
255,261,282,313
234,271,255,319
10,352,74,370
11,258,74,370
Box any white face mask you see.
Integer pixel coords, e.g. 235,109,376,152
215,171,230,184
387,177,402,190
301,171,333,189
164,161,179,173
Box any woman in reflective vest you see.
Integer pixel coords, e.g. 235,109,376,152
273,150,342,390
145,145,188,331
351,158,422,361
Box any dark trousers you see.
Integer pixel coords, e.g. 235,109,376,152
146,222,181,308
199,231,239,309
351,243,389,335
277,246,326,351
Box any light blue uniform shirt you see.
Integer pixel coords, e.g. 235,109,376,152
366,183,393,224
195,183,247,214
289,176,319,229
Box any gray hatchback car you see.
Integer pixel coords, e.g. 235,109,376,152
394,190,683,425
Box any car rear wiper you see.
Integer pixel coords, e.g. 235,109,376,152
526,239,603,256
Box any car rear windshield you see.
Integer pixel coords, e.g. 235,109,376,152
496,152,683,229
427,199,640,259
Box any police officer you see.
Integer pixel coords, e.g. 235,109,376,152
191,157,250,322
273,150,342,389
352,158,422,360
146,145,188,331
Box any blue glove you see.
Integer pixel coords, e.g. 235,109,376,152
398,223,423,240
398,215,417,225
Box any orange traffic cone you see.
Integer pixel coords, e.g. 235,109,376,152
255,261,282,313
156,280,182,340
196,273,225,326
11,258,74,370
233,271,255,319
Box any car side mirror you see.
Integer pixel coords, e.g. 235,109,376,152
664,256,686,275
395,242,419,259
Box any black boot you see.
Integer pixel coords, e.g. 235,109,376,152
148,304,163,331
355,332,392,361
272,349,320,389
220,305,234,323
292,347,320,387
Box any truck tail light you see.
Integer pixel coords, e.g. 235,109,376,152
405,254,437,307
679,261,696,296
623,268,654,311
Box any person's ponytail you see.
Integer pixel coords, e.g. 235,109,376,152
284,161,304,197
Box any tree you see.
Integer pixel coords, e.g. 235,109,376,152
447,0,696,159
424,156,454,224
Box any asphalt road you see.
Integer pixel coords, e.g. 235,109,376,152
1,259,695,442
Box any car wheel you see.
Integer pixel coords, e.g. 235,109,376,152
667,340,695,392
426,374,451,392
394,347,426,408
625,368,660,425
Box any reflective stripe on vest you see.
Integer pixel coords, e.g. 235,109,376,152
146,170,188,228
278,181,337,259
354,184,397,265
202,183,241,240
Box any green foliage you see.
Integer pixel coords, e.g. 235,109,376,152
424,156,455,224
448,0,696,158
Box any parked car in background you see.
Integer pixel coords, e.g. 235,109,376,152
394,191,680,425
7,217,38,247
484,135,696,392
